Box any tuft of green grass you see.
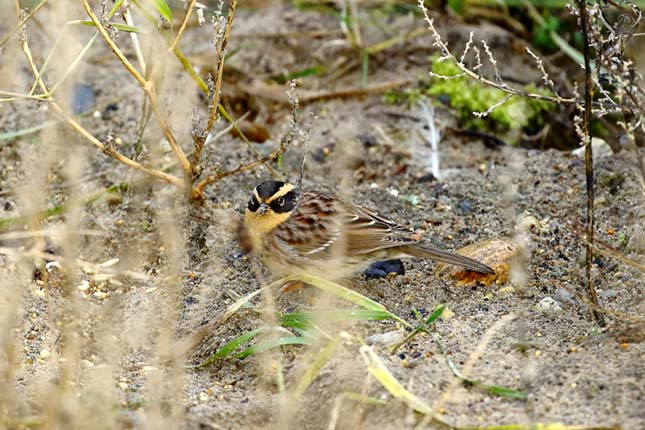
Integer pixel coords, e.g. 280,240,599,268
385,56,555,145
194,274,411,366
427,57,554,139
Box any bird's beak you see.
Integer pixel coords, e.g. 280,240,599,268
257,203,269,215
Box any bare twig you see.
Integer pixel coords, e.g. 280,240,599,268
0,0,47,48
577,0,604,326
191,0,237,176
417,0,576,106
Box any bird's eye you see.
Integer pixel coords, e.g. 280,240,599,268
278,197,285,206
248,196,260,212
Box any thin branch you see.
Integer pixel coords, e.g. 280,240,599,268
577,0,604,326
191,0,237,176
417,0,575,106
192,144,286,200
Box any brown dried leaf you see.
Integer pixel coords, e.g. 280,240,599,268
435,239,520,287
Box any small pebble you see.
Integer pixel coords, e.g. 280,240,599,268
78,280,90,291
497,286,515,296
358,132,378,147
535,297,563,313
366,330,406,345
440,307,454,321
599,289,618,299
571,137,613,160
93,291,108,299
554,288,576,305
457,200,473,215
71,83,95,114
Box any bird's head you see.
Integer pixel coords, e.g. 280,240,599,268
244,180,299,234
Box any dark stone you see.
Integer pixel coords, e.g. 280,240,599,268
71,84,95,114
364,259,405,278
457,199,473,215
416,173,437,183
358,132,378,147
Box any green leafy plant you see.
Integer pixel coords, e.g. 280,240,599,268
427,57,554,142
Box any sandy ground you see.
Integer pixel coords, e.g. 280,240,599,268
0,2,643,430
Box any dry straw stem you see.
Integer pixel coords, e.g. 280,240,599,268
577,0,604,326
121,0,147,73
191,0,238,173
17,26,184,187
0,0,47,48
168,0,197,52
82,0,192,178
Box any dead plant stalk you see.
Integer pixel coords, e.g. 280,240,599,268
577,0,603,326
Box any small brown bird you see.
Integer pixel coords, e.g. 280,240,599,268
242,180,494,280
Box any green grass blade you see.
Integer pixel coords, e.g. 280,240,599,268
459,423,616,430
272,66,326,84
235,336,315,359
424,305,445,325
75,20,142,33
0,120,61,140
151,0,172,22
361,52,369,87
283,274,411,328
469,381,528,400
194,328,264,368
107,0,125,18
281,309,393,326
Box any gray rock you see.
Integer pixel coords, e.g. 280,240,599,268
535,297,563,313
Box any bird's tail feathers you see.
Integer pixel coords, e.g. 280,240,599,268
401,244,494,274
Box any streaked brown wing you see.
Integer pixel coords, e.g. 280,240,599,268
344,203,422,256
275,191,421,258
